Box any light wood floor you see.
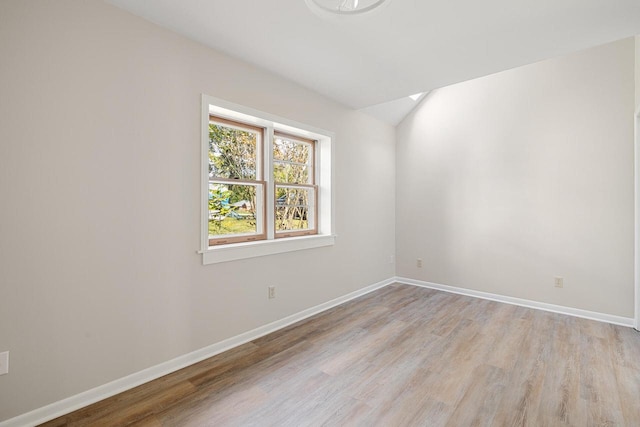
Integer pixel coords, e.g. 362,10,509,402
41,283,640,426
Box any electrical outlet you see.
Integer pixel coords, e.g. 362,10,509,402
0,352,8,375
554,277,563,288
417,258,423,268
268,286,276,299
389,254,395,264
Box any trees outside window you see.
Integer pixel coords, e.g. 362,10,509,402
208,118,265,245
273,132,316,237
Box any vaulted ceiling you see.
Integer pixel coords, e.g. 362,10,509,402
105,0,640,123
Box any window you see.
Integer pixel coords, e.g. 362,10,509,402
201,95,334,264
208,117,266,245
274,132,316,238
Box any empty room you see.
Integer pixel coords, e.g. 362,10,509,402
1,0,640,425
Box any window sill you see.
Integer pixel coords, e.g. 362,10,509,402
200,234,336,265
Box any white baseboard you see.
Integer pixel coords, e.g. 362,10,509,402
0,278,395,427
394,276,635,327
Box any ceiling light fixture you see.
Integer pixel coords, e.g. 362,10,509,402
306,0,389,15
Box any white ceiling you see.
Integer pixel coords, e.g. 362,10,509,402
105,0,640,121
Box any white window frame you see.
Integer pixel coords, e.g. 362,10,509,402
200,94,335,264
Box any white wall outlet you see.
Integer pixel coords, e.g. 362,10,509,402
417,258,423,268
268,286,276,299
389,254,395,264
0,352,8,375
554,277,564,288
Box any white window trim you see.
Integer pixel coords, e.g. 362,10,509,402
200,94,335,264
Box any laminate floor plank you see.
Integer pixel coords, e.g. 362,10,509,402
318,400,372,427
484,317,530,371
128,415,163,427
536,316,586,427
41,284,640,427
491,311,554,427
360,367,451,427
580,334,626,426
444,364,507,427
318,319,407,376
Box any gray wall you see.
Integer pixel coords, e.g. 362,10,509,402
396,38,635,318
0,0,396,421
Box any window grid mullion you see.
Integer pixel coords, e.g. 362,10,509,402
274,183,317,189
265,127,275,240
273,159,308,167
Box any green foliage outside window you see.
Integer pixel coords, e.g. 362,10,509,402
209,123,258,235
274,136,312,231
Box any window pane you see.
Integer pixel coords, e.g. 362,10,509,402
273,162,309,184
209,182,258,237
209,123,257,180
273,136,311,184
275,186,315,232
